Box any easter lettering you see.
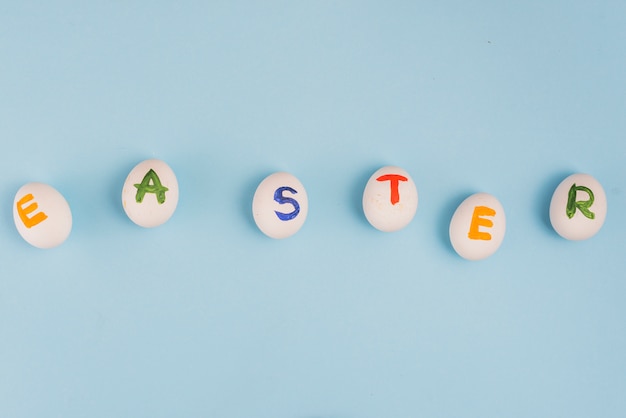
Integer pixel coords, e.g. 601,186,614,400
273,186,300,221
16,193,48,229
468,206,496,241
11,166,607,256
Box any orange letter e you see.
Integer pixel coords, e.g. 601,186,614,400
467,206,495,240
16,194,48,229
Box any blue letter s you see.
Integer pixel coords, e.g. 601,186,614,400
274,187,300,221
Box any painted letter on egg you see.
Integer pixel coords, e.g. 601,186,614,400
16,194,48,229
468,206,496,240
274,186,300,221
566,184,595,220
376,174,408,205
134,169,169,204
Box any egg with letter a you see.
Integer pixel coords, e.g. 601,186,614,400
252,172,308,239
362,166,418,232
549,173,607,240
13,182,72,249
449,193,506,260
122,159,179,228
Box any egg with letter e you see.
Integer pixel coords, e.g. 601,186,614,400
549,173,607,240
449,193,506,260
362,166,418,232
122,159,179,228
13,182,72,249
252,172,308,239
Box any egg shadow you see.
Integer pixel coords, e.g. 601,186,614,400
534,170,572,236
42,157,138,243
239,170,274,236
109,158,147,226
349,165,381,228
2,180,32,246
436,190,475,257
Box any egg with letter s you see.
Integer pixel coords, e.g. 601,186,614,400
122,159,179,228
252,172,308,239
13,182,72,249
449,192,506,260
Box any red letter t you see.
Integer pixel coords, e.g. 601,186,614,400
376,174,408,205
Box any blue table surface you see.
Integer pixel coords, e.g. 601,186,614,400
1,2,625,417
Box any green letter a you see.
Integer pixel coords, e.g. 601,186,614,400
566,183,595,220
134,169,169,204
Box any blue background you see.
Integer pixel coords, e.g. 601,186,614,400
1,1,625,417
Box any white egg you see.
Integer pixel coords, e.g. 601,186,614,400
122,159,179,228
13,182,72,249
252,172,308,239
362,166,418,232
449,193,506,260
549,173,607,240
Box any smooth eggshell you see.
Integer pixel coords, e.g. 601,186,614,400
252,172,308,239
449,193,506,260
549,173,607,240
122,159,179,228
13,182,72,249
362,166,418,232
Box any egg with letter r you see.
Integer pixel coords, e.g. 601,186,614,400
549,173,607,240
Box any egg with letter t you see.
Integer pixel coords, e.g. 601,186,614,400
362,166,418,232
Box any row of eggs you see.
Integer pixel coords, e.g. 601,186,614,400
13,159,607,260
